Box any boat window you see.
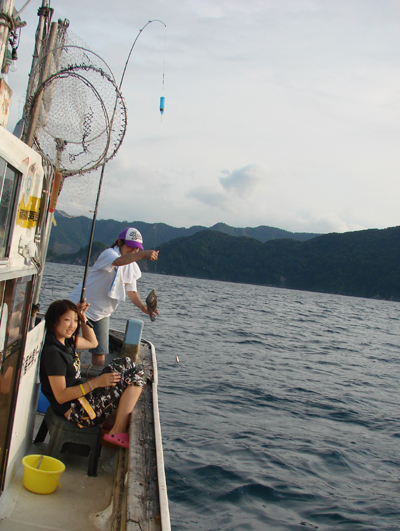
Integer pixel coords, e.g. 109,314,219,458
0,282,5,364
0,158,21,258
0,159,5,184
0,276,32,361
0,275,32,492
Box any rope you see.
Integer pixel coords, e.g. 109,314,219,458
0,12,14,31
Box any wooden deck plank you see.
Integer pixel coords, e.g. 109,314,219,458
126,342,161,531
81,335,162,531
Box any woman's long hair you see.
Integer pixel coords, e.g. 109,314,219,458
45,300,81,342
110,238,124,249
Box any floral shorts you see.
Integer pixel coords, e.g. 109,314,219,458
69,357,147,428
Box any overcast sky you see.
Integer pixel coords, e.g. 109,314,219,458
6,0,400,233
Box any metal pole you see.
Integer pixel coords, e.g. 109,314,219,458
25,0,50,103
0,0,14,72
24,19,58,146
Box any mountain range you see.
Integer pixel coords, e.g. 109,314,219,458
47,212,400,301
49,211,320,254
150,227,400,300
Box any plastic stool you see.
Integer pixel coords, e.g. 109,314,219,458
34,406,102,476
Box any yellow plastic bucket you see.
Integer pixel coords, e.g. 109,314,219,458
22,454,65,494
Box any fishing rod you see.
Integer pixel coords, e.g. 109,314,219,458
80,19,166,302
119,19,166,91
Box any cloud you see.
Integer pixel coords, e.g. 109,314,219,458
219,164,264,195
277,211,366,234
186,163,268,213
7,1,400,233
186,187,226,208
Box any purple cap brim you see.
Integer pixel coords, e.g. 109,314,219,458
125,240,144,249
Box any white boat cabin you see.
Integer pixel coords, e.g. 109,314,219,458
0,125,46,494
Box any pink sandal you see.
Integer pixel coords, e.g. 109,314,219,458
103,432,129,449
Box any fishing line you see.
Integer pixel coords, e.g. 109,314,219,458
162,24,166,92
160,25,167,123
153,224,157,274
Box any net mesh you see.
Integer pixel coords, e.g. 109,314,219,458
23,27,127,177
56,168,106,218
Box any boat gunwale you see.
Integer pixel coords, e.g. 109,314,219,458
143,338,171,531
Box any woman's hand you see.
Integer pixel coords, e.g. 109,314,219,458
113,249,159,267
94,372,121,388
77,298,90,321
143,250,159,261
74,297,98,351
141,306,159,319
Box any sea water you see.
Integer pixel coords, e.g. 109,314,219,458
39,263,400,531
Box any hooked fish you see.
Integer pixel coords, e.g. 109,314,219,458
146,289,157,321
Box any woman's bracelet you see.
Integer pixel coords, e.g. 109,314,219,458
88,380,94,391
82,319,94,329
79,383,86,396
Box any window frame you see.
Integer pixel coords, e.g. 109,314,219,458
0,158,22,260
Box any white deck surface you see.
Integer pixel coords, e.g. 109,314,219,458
0,414,118,531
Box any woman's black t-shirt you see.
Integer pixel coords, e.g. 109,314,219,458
40,334,84,415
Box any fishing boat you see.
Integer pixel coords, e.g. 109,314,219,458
0,1,170,529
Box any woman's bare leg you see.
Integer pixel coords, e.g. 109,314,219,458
92,353,106,367
109,386,142,435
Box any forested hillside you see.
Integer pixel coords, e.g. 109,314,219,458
149,226,400,300
49,211,319,254
47,223,400,301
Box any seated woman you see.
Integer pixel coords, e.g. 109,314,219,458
40,299,146,449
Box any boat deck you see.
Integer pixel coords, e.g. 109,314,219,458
0,415,118,531
0,335,165,531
